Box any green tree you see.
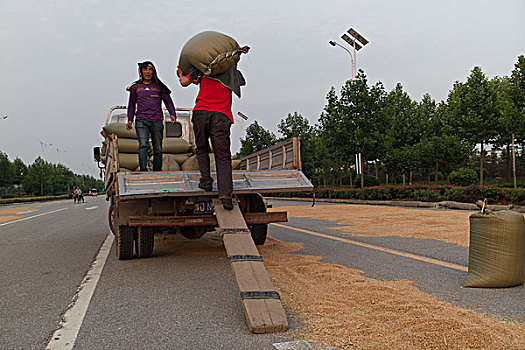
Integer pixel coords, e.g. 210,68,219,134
277,111,315,180
320,71,386,187
237,120,277,158
277,112,312,141
318,87,349,185
22,157,52,196
444,66,499,185
12,157,27,196
382,83,419,184
504,56,525,187
0,152,14,194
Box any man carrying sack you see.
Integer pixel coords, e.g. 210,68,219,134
176,31,249,210
126,61,177,171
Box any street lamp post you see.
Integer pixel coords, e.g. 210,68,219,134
237,111,249,140
329,40,356,78
329,28,369,188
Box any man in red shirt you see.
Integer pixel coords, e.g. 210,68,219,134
177,66,245,210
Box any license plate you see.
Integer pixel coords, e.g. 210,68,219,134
194,201,214,214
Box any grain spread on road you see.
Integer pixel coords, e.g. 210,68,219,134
259,236,525,349
0,215,21,223
0,208,35,214
272,204,474,246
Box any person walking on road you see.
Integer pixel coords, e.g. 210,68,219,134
126,61,177,171
177,65,246,210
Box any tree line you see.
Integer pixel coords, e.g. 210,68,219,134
0,153,103,197
237,56,525,188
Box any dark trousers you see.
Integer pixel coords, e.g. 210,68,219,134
192,110,233,200
135,120,164,171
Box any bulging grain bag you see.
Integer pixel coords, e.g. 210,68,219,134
178,31,249,76
181,154,216,171
162,138,192,153
167,153,191,165
162,154,181,171
117,138,140,153
118,153,140,170
102,123,137,139
464,210,525,288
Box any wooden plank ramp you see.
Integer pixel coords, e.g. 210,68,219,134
214,199,288,334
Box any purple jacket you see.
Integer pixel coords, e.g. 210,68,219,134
127,82,176,122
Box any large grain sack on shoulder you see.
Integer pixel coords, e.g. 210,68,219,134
178,31,249,76
464,210,525,288
163,138,192,153
181,154,216,171
118,153,139,170
162,154,181,171
102,123,137,139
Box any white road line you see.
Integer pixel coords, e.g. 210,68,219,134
85,206,98,210
46,233,114,350
273,223,468,272
0,208,68,227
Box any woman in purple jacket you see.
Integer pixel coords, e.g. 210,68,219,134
126,61,176,171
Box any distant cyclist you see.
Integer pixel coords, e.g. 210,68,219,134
73,186,84,203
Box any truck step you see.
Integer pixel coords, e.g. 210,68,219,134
214,199,288,334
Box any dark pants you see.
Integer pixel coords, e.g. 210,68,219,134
192,110,233,200
135,120,164,171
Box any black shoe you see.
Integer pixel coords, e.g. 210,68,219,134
221,198,234,210
198,182,212,192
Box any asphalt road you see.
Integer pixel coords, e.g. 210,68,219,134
0,198,523,350
0,197,298,350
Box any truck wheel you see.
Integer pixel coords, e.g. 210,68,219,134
108,204,116,235
116,225,134,260
248,194,268,245
135,226,154,258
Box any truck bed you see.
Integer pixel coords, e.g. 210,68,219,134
116,170,313,199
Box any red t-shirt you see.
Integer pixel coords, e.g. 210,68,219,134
193,77,234,122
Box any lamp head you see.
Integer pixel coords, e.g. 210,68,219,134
329,41,336,46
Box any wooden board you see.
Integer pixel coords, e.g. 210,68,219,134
215,199,289,334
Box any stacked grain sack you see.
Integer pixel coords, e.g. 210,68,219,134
101,115,194,172
101,117,141,171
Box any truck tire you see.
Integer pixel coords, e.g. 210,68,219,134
248,194,268,245
116,225,134,260
108,204,116,235
135,226,154,258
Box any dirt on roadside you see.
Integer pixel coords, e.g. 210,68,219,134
262,204,525,349
260,237,525,349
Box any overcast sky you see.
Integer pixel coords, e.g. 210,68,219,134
0,0,523,177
